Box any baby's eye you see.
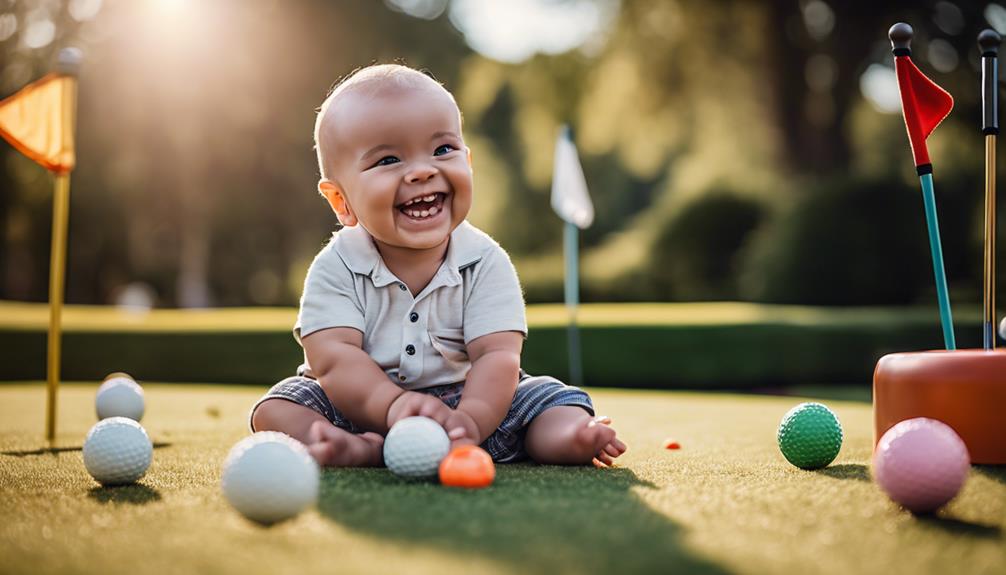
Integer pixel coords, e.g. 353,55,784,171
374,155,400,167
433,144,456,156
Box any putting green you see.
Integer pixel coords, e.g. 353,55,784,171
1,384,1003,575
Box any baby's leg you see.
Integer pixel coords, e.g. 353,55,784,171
524,406,627,466
252,399,383,467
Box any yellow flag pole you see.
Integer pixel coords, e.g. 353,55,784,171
44,51,81,442
46,172,71,441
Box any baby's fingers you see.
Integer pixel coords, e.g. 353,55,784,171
594,415,612,425
418,400,450,427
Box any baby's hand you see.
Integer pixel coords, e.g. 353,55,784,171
444,409,480,449
386,391,454,431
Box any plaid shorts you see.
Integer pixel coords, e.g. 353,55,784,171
249,371,594,463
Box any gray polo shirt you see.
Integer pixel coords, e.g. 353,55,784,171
295,221,528,390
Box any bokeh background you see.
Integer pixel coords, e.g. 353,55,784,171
2,0,1005,310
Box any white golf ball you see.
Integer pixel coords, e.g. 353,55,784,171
221,432,319,525
383,416,450,478
95,373,145,422
83,417,153,486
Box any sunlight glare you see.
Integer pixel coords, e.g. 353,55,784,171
147,0,191,14
449,0,619,63
859,64,900,114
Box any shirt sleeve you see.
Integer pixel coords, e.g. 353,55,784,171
294,245,366,343
463,245,528,344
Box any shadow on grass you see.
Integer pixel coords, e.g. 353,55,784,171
87,483,161,505
815,463,870,482
1,442,172,457
917,514,1002,539
316,465,732,575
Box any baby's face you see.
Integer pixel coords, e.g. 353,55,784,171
322,84,472,253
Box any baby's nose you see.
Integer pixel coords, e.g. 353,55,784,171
405,164,437,184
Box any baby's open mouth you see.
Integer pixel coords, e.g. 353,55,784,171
397,192,447,220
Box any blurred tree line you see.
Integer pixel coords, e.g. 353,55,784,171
1,0,1004,308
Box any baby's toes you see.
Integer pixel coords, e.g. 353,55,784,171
602,443,622,459
606,436,627,457
359,431,385,447
307,440,338,466
578,419,617,453
307,420,328,444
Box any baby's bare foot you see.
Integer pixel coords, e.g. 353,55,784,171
305,421,385,467
574,416,627,468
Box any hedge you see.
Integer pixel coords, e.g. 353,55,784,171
0,301,982,388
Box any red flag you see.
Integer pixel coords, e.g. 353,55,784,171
894,56,953,169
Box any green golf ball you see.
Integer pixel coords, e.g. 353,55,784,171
777,402,843,469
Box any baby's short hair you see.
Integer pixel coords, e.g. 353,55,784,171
313,63,457,181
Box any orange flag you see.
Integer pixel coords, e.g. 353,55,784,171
0,73,75,174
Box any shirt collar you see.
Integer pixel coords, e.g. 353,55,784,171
333,221,485,288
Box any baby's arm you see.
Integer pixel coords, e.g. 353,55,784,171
451,331,523,444
302,327,454,434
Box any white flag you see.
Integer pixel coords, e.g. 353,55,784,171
550,125,594,229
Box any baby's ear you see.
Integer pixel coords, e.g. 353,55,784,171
318,180,357,227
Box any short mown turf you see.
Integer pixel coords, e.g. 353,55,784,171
1,384,1003,575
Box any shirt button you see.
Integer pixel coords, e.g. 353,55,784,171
405,344,416,355
398,284,407,291
410,312,419,323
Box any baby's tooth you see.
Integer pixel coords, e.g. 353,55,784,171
428,206,439,215
420,210,430,217
423,194,435,202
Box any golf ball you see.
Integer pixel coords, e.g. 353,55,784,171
439,445,495,489
221,432,319,525
95,373,145,422
777,402,843,469
83,416,153,486
384,416,450,478
873,418,970,514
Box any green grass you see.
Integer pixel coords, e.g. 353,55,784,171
2,383,1004,575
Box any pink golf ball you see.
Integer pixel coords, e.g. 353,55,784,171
873,418,970,513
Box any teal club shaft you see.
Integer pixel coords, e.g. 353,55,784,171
919,173,956,349
564,221,583,387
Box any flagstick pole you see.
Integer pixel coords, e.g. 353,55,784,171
564,221,583,387
44,49,81,442
919,172,956,350
979,29,1001,350
46,172,70,442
